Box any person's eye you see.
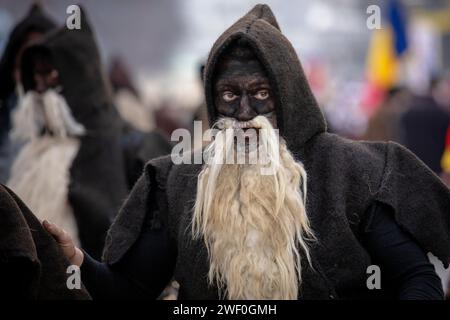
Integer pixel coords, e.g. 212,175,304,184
222,91,238,102
254,89,269,100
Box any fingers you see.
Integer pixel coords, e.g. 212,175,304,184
42,220,53,232
42,220,81,265
42,220,72,245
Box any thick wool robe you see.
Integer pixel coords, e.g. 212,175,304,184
0,184,91,300
103,4,450,299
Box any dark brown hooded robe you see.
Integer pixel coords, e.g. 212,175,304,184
0,184,91,299
103,4,450,299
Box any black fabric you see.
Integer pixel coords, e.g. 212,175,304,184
81,221,176,299
0,3,56,143
82,177,176,299
103,4,450,299
0,184,91,300
19,7,129,259
362,202,443,299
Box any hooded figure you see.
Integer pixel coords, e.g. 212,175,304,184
46,4,450,300
97,5,450,299
0,184,91,300
10,8,129,259
0,3,57,182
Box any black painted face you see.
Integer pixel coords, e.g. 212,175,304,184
33,61,59,93
27,49,60,93
213,58,277,128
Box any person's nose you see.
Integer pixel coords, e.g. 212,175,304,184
235,94,257,121
34,74,48,93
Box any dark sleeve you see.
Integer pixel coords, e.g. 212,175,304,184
80,225,176,299
362,202,444,300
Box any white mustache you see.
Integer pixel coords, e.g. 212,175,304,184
215,117,265,130
203,115,282,177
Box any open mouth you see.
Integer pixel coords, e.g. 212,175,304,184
217,114,274,132
233,121,254,129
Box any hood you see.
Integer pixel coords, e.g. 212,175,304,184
203,4,327,149
0,3,57,99
20,6,121,132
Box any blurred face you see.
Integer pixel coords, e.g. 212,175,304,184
214,58,277,128
33,68,59,93
32,57,59,93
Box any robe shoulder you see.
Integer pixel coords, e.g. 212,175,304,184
102,154,175,264
311,133,450,266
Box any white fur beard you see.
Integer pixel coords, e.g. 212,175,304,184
10,89,85,143
193,116,313,300
7,136,81,246
7,89,85,246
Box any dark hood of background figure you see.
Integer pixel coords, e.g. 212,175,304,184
0,3,57,144
0,3,56,100
20,7,121,133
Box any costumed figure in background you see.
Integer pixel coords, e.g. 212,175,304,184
10,8,129,259
0,3,57,183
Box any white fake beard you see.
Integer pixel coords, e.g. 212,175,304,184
7,89,85,246
10,89,85,143
192,116,314,300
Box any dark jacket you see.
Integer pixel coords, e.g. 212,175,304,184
103,4,450,299
20,8,129,259
0,184,91,300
